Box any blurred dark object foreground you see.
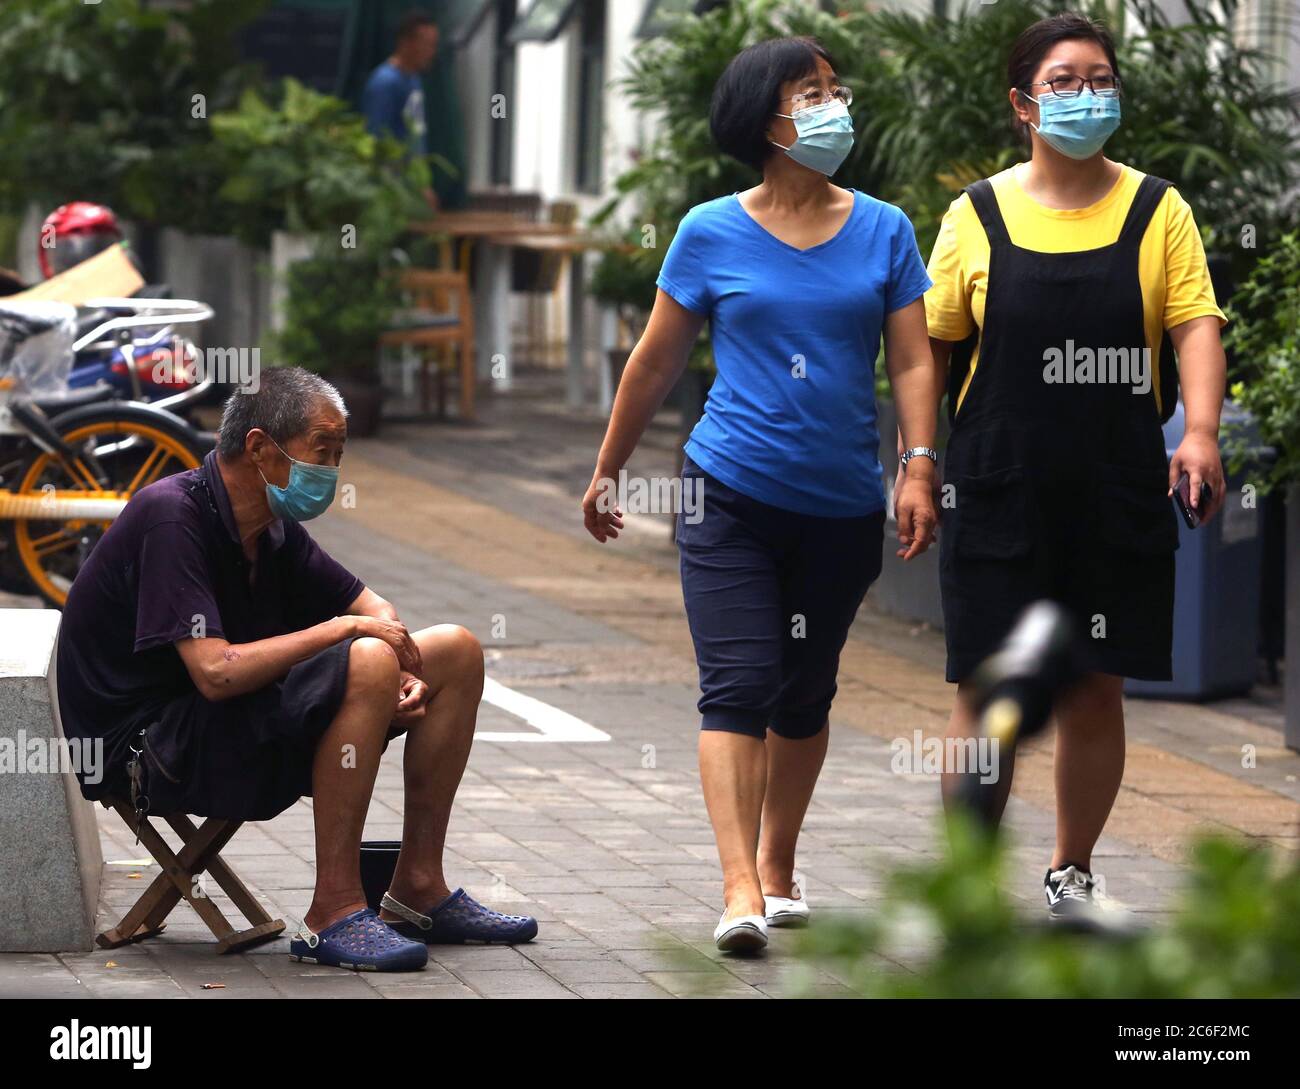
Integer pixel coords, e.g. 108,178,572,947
955,601,1082,825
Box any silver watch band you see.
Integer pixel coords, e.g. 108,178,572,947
900,446,938,469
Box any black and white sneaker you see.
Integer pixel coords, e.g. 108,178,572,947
1043,863,1102,923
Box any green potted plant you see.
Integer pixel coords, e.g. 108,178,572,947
0,0,266,231
274,246,402,437
795,812,1300,998
209,78,430,250
1224,232,1300,749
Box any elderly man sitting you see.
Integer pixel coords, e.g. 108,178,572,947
56,366,536,971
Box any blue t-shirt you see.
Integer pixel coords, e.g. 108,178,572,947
658,190,932,517
362,62,427,155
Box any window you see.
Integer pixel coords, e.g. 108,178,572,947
636,0,694,38
1234,0,1293,90
506,0,581,45
574,0,606,193
440,0,496,47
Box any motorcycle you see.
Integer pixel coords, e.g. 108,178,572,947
67,293,218,421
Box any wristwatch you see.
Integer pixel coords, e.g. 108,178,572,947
900,446,938,470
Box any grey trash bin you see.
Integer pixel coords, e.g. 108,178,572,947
1125,400,1266,700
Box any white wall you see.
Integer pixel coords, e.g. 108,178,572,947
513,30,573,198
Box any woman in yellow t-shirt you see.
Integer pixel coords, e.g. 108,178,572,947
923,13,1227,921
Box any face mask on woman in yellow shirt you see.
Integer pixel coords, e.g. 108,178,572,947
1020,87,1122,160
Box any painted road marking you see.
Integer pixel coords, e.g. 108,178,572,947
477,677,610,743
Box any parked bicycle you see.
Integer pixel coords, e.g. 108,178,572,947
0,298,212,606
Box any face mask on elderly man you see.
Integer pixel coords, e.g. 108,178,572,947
257,437,341,522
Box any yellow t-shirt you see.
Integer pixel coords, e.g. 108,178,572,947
924,162,1226,415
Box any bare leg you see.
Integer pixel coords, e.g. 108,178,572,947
305,637,401,933
756,725,828,898
380,624,484,916
1052,672,1125,870
699,730,767,919
939,680,1019,827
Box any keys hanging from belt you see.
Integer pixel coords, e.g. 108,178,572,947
126,730,150,845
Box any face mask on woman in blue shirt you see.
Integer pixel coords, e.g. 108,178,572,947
770,99,855,176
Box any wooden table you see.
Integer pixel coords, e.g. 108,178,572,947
507,233,637,411
410,212,628,409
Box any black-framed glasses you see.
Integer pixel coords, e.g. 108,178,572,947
1023,74,1122,98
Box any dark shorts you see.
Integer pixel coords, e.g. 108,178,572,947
113,636,366,822
939,462,1178,684
676,456,885,739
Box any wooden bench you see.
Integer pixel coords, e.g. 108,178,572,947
95,798,285,954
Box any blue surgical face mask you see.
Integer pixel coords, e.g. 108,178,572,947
257,438,340,522
1024,88,1121,160
771,99,855,176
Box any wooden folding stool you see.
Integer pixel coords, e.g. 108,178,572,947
96,796,285,954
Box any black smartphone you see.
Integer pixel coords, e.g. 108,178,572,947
1173,471,1211,530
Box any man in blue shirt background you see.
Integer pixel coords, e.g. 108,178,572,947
362,10,440,208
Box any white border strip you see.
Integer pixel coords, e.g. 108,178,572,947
477,676,610,743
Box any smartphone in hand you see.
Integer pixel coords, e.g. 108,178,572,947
1173,471,1212,530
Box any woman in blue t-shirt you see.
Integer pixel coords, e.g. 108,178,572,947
582,36,941,953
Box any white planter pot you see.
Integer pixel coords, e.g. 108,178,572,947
154,229,269,355
269,230,316,334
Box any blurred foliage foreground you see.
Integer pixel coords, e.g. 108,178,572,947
791,815,1300,998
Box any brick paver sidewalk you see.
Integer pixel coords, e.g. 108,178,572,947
3,375,1296,998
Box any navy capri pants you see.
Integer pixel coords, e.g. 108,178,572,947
676,455,885,739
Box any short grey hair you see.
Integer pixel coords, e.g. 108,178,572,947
217,366,348,459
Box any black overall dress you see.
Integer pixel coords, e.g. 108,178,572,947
939,173,1180,683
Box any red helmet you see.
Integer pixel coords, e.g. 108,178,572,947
39,202,122,279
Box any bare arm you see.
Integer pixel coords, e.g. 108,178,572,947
1167,314,1227,520
176,616,359,703
885,299,941,463
897,337,953,458
584,289,707,542
884,299,941,559
929,337,954,393
343,585,424,682
175,587,422,702
346,585,398,622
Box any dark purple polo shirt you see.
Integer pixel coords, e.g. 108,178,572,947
55,449,364,797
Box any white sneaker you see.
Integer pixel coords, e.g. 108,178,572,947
713,911,768,953
1044,864,1135,934
1044,864,1106,924
764,880,811,928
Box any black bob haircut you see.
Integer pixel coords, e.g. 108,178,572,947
1007,12,1121,138
710,37,838,171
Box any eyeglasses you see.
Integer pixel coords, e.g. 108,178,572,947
780,85,853,114
1022,74,1122,99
